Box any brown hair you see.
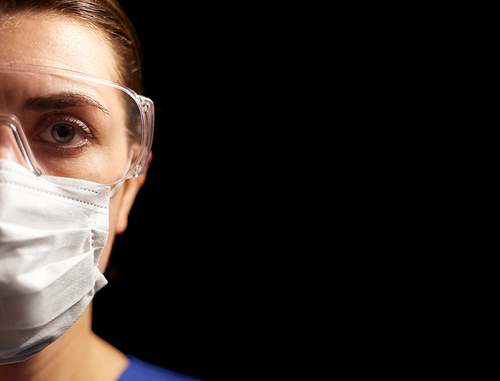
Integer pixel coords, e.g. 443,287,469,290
0,0,143,94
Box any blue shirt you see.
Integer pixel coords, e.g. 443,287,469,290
117,356,204,381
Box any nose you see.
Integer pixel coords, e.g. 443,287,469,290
0,116,31,169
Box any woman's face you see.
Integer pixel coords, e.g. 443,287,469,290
0,12,146,270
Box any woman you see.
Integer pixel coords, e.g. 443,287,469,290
0,1,202,380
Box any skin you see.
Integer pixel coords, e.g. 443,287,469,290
0,12,150,381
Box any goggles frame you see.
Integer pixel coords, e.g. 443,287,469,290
0,62,154,187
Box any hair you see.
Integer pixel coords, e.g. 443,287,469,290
0,0,143,94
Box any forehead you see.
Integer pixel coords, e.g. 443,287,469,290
0,12,117,82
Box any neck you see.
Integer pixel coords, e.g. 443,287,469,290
0,303,128,381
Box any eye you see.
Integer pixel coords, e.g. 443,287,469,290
50,124,77,144
38,116,91,147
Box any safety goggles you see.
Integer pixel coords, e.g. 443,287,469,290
0,63,154,188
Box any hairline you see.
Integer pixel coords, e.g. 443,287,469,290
0,8,125,87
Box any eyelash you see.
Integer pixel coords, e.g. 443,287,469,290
37,114,95,152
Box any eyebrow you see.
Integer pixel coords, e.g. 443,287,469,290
23,92,110,116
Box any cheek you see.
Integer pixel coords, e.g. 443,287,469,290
97,188,123,273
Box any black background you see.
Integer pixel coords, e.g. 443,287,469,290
80,4,499,381
92,2,293,380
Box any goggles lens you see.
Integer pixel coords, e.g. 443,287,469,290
0,64,154,187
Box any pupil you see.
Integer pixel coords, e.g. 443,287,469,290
57,126,69,137
51,124,75,143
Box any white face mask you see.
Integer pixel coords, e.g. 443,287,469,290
0,159,111,364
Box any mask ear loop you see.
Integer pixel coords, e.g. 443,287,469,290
108,144,137,197
109,181,124,197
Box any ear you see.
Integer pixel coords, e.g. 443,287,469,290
115,153,152,235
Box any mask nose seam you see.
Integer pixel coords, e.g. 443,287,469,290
0,163,36,180
0,180,108,210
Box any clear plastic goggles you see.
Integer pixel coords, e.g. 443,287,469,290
0,63,154,188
